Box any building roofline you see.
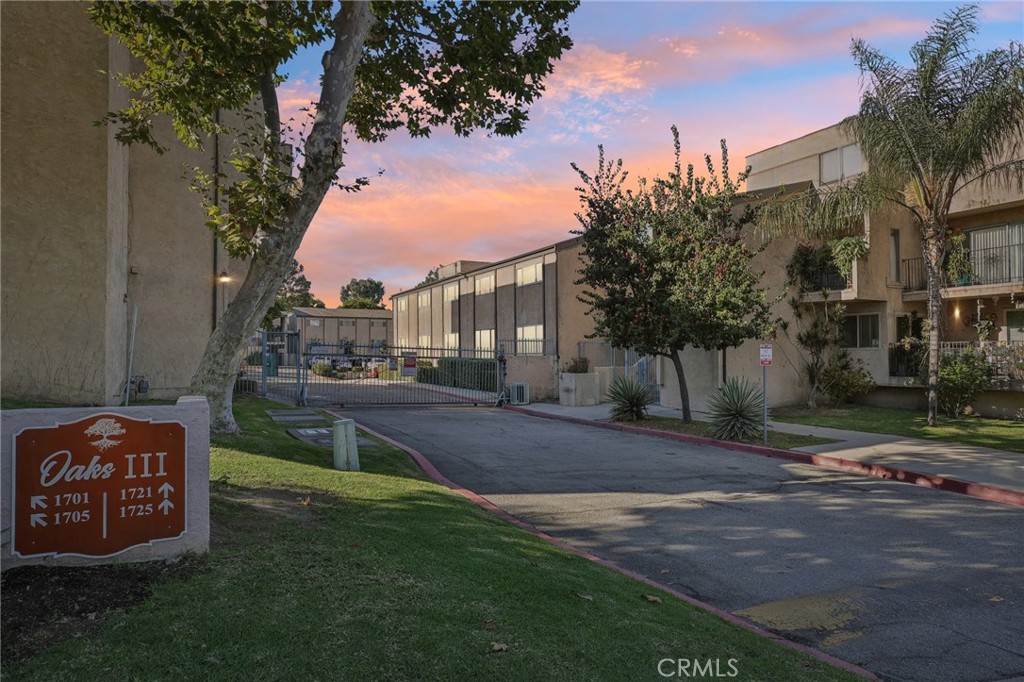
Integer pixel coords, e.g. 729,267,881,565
745,119,851,163
390,235,582,299
291,307,391,318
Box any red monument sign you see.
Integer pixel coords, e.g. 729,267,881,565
12,413,187,558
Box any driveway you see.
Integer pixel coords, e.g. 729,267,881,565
343,406,1024,682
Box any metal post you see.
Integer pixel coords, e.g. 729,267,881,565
762,363,768,446
295,332,303,406
261,330,268,398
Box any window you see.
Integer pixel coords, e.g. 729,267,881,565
842,314,879,348
444,333,459,349
475,329,495,351
890,229,900,282
516,324,544,355
475,273,495,296
515,261,543,287
820,143,862,183
370,320,387,328
339,319,356,328
395,298,408,313
443,283,459,303
418,291,431,308
418,334,431,348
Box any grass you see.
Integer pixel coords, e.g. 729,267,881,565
632,416,837,450
5,395,861,682
773,404,1024,454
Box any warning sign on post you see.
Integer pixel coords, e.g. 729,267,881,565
759,344,774,367
12,413,187,559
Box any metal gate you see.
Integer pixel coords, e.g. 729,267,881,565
237,333,504,407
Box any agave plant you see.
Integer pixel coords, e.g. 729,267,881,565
607,376,651,422
708,377,763,441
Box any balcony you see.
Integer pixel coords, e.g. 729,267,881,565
888,340,1024,386
807,265,850,291
903,244,1024,293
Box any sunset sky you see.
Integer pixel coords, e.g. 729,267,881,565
283,1,1023,308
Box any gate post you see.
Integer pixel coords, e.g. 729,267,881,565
260,330,268,398
294,332,304,406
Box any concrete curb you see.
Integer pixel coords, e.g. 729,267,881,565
352,418,879,681
503,405,1024,509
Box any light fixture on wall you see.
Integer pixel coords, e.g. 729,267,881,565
218,271,231,284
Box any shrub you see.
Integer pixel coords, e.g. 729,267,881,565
607,376,651,422
938,350,993,417
707,377,763,441
563,357,590,374
311,362,333,377
820,350,876,406
416,358,498,392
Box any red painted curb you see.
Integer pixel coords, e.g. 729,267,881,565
347,416,878,681
503,406,1024,509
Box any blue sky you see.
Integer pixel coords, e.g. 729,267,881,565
283,1,1023,306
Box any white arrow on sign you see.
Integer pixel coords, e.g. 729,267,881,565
30,495,48,510
158,482,174,498
30,513,47,528
158,499,174,515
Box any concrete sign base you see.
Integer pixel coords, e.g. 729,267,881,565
1,397,210,570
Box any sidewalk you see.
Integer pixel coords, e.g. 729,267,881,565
514,401,1024,499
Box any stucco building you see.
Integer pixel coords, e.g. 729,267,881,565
1,3,245,405
285,307,392,352
663,123,1024,416
390,238,598,401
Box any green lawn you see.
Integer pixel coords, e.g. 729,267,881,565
633,416,836,450
5,396,861,682
773,405,1024,454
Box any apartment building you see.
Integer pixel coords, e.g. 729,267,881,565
662,123,1023,416
390,238,595,400
285,307,392,351
1,3,245,405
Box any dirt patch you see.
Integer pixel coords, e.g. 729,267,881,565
1,557,203,665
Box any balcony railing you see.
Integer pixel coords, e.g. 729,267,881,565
903,244,1024,292
888,340,1024,384
804,265,850,292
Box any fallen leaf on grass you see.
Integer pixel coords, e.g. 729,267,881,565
489,642,509,653
642,594,663,604
483,619,496,631
576,593,594,602
660,569,669,574
300,497,311,506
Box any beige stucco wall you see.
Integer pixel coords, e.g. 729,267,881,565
126,117,228,398
2,3,248,405
1,3,124,404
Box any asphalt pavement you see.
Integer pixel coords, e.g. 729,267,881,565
341,406,1024,682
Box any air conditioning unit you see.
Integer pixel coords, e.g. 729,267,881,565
508,382,530,406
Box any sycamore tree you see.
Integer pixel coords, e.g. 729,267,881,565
261,259,325,329
340,277,385,307
90,1,577,432
573,129,774,423
759,5,1024,426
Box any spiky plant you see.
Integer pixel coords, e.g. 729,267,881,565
708,377,763,441
607,376,651,422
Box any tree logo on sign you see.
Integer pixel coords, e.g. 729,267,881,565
84,418,126,452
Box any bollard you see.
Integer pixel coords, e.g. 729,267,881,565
333,419,360,471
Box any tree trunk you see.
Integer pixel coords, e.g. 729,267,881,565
668,350,693,423
189,3,375,434
923,229,943,427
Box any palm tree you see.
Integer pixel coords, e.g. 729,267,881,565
760,4,1024,425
